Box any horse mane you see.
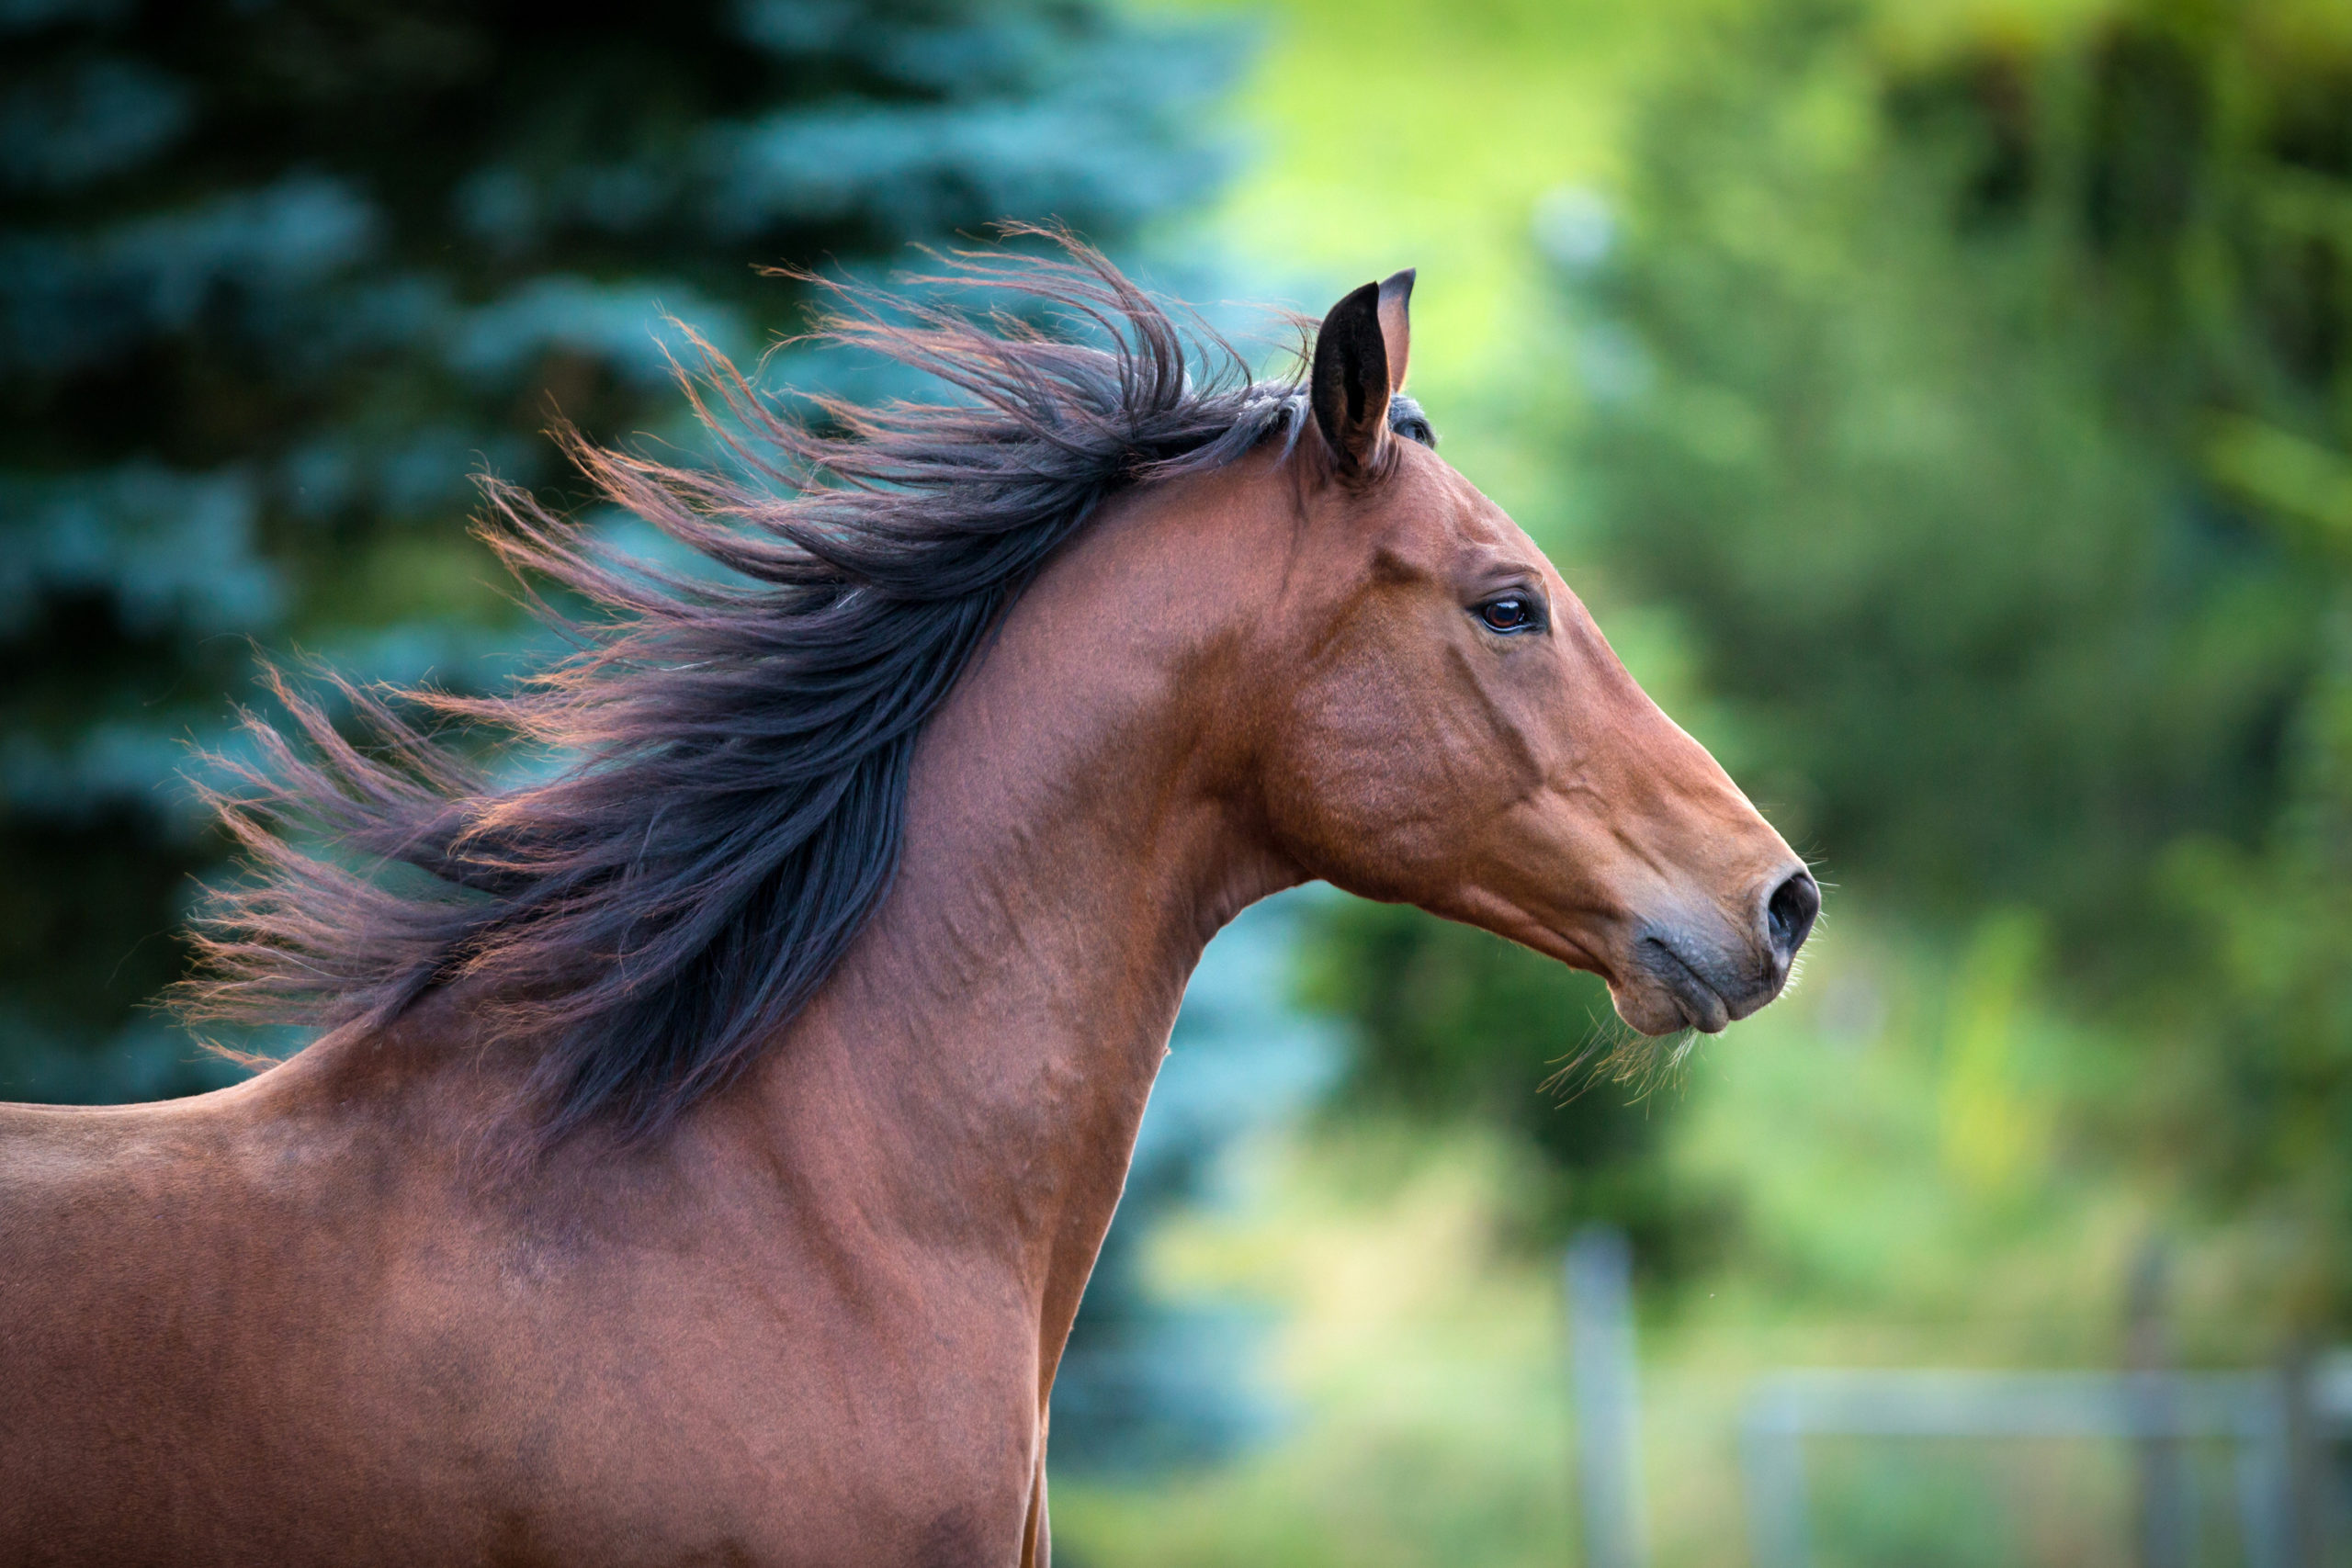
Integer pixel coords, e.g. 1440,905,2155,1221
174,233,1380,1145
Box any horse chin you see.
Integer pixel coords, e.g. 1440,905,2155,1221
1608,980,1704,1038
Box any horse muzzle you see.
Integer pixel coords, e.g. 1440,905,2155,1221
1619,866,1819,1035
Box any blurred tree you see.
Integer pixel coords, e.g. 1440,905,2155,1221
1301,0,2352,1296
0,0,1234,1101
1548,0,2352,1320
1567,0,2343,961
1297,897,1732,1269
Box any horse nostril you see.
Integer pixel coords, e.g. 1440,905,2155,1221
1766,870,1820,963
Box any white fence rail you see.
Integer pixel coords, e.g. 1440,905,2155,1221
1739,1369,2291,1568
1562,1235,2352,1568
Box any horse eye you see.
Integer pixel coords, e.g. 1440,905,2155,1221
1477,596,1538,634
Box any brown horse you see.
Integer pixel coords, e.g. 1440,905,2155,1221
0,243,1815,1566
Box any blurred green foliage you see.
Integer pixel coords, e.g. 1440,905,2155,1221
1303,0,2352,1331
1575,0,2347,957
1297,897,1734,1273
1576,0,2352,1330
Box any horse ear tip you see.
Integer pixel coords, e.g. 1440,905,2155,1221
1327,279,1380,316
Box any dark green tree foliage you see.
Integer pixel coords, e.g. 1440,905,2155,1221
1563,0,2352,1319
0,0,1232,1101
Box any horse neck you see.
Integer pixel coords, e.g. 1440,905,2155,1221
740,457,1301,1321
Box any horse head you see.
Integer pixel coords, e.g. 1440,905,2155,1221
1238,274,1817,1037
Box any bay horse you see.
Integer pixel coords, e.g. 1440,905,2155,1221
0,240,1815,1566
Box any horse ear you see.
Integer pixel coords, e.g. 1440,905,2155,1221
1310,279,1393,474
1376,268,1413,391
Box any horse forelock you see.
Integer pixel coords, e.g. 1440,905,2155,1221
171,235,1420,1148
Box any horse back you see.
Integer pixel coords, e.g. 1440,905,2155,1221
0,1079,440,1561
0,1045,1045,1566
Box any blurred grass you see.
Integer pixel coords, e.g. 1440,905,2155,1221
1054,1123,1576,1566
1057,913,2254,1567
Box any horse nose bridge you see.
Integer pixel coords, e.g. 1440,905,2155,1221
1635,771,1795,897
1562,668,1804,954
1609,699,1774,843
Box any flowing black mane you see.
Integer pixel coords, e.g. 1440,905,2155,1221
178,238,1430,1143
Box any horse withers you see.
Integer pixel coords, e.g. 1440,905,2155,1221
0,242,1815,1566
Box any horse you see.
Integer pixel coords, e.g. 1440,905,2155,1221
0,240,1816,1567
